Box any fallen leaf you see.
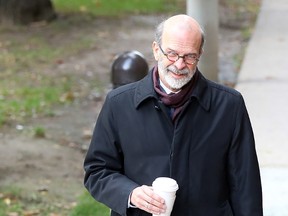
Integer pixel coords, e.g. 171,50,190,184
23,210,40,216
7,212,18,216
4,198,11,205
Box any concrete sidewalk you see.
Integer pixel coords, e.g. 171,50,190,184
236,0,288,215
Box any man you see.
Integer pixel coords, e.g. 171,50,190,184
84,14,263,216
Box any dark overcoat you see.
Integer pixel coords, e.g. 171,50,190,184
84,69,263,216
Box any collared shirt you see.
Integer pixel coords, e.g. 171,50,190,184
159,80,181,94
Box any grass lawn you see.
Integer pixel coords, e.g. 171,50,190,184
52,0,184,16
0,0,184,127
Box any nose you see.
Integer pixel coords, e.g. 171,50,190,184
173,57,186,69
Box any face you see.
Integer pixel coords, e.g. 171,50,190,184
153,17,203,91
157,56,196,90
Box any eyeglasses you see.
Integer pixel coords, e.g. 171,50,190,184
158,44,199,65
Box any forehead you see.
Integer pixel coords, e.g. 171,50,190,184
162,22,202,53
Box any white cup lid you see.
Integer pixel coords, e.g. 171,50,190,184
152,177,179,192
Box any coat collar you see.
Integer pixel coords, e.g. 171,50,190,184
134,67,211,112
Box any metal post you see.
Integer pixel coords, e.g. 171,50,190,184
187,0,219,82
111,51,148,88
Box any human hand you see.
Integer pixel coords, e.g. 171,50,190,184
131,185,166,215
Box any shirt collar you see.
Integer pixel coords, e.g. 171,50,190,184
159,79,181,94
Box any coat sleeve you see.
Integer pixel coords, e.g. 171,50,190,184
228,94,263,216
83,94,139,216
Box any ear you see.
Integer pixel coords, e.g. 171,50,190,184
152,41,160,61
199,48,204,57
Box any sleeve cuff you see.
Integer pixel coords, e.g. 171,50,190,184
128,191,137,208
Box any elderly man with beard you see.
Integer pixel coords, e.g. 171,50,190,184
84,14,263,216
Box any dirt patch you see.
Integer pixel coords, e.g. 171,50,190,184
0,13,250,210
0,133,84,202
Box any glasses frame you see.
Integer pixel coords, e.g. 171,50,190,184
158,44,199,65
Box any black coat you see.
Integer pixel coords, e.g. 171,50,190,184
84,69,263,216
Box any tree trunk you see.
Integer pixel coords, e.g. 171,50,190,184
0,0,57,25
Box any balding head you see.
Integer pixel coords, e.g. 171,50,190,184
165,14,201,33
155,14,205,53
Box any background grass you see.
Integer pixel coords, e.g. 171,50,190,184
52,0,183,16
0,26,95,126
70,191,110,216
0,0,184,128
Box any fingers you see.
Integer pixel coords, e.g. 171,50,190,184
131,185,166,215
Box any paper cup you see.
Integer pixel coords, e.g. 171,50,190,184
152,177,179,216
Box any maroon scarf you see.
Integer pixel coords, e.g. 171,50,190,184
153,67,198,122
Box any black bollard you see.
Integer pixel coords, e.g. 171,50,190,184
111,50,149,89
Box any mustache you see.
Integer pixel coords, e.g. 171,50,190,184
167,65,190,75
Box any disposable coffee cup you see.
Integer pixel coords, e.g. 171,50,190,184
152,177,179,216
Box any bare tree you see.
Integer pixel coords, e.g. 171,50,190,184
0,0,57,25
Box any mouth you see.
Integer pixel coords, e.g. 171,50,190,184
169,70,187,79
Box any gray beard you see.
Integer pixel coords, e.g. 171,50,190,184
158,61,195,90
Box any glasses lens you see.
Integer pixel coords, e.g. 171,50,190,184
167,53,178,61
185,55,198,64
